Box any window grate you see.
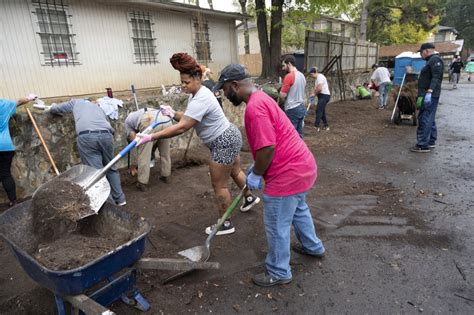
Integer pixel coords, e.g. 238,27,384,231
129,11,157,64
32,0,79,67
193,18,211,63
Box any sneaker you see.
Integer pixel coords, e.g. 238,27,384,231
150,159,156,168
324,126,330,131
136,182,148,192
410,145,431,153
378,106,385,110
205,219,235,235
252,272,292,287
314,126,320,132
116,201,127,206
291,243,325,258
240,194,260,212
429,144,436,148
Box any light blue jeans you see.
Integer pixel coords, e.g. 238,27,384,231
77,133,126,204
263,192,325,279
378,82,390,108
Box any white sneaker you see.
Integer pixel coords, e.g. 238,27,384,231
116,201,127,206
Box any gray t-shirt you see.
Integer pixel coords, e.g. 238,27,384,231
50,99,113,134
284,70,306,111
124,108,171,136
184,86,230,144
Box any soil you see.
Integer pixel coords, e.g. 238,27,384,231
32,181,91,243
1,83,473,314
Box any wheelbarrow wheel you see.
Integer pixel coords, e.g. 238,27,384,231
392,107,402,125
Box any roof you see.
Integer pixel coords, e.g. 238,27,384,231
437,25,459,34
379,41,462,58
97,0,247,20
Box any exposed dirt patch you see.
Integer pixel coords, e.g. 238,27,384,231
32,181,91,243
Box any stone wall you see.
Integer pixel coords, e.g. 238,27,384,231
2,93,245,203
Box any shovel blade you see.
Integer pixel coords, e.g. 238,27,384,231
33,164,110,217
178,245,209,262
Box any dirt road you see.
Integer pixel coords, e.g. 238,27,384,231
1,82,473,314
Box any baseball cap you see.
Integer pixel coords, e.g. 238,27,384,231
309,66,318,74
213,64,249,91
418,42,435,52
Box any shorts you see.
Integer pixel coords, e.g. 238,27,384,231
206,124,242,165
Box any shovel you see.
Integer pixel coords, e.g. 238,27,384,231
33,113,170,219
162,186,248,284
178,186,248,262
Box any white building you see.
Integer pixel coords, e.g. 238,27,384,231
0,0,243,99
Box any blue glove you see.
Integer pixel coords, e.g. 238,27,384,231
308,95,315,105
423,93,432,106
247,171,263,190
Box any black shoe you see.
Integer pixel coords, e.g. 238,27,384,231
159,176,170,184
291,243,325,258
240,194,260,212
205,219,235,235
252,272,292,287
136,182,148,192
410,146,431,153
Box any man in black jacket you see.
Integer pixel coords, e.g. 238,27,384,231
450,57,463,89
411,43,444,153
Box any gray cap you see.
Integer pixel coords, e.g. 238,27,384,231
213,64,249,91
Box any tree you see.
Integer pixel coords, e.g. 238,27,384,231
359,0,369,40
239,0,250,54
367,0,443,45
441,0,474,50
255,0,354,78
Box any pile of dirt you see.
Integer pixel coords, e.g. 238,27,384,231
32,180,91,243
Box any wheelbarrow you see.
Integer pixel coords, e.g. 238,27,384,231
0,200,220,314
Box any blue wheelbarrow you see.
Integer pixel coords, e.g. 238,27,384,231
0,201,219,314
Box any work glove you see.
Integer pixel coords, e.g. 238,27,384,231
423,93,432,106
136,133,152,146
246,165,263,190
160,105,176,119
27,93,38,101
33,103,52,112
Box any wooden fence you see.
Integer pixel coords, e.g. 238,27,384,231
304,31,378,73
239,53,262,77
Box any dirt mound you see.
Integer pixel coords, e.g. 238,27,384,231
32,180,92,243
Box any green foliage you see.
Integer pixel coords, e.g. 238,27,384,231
441,0,474,49
368,0,443,45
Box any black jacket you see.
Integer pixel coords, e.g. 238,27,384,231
450,61,464,73
418,54,444,98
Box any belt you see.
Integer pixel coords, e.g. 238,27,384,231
78,129,113,136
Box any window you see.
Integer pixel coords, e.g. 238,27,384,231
32,0,79,66
193,18,211,63
129,12,157,64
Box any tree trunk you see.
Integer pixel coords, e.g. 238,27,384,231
269,0,284,79
207,0,213,10
239,0,250,55
359,0,369,40
255,0,271,78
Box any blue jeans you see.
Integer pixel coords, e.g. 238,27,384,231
416,96,439,148
263,192,325,279
285,104,306,138
77,133,126,204
315,94,330,127
378,82,390,108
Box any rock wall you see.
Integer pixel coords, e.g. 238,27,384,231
2,93,245,203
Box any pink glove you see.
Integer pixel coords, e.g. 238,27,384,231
160,105,176,119
27,93,38,101
136,133,152,145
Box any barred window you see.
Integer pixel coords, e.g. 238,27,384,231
193,18,211,63
32,0,79,66
129,12,157,64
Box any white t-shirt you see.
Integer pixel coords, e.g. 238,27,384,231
184,86,230,144
371,67,391,85
315,73,330,95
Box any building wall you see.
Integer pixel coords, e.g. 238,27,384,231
237,27,260,55
0,0,237,99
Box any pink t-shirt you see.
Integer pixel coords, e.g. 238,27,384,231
245,91,317,196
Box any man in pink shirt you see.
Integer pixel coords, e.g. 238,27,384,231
214,64,325,287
